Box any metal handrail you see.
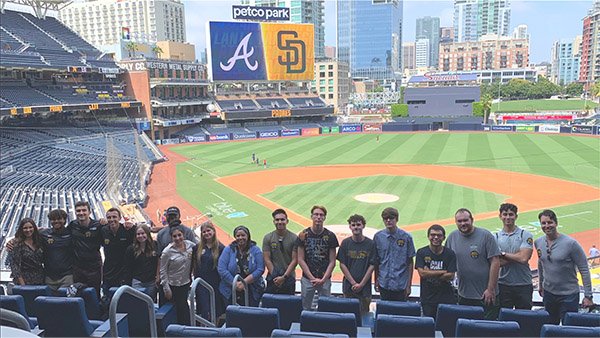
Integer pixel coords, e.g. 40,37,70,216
109,285,157,338
232,274,249,306
188,277,217,327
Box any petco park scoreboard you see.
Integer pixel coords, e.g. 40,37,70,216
206,21,314,81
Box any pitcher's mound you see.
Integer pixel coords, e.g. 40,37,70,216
354,193,399,204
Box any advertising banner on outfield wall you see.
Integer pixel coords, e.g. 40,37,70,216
232,133,257,140
538,125,560,133
491,125,514,132
259,130,280,138
331,126,340,133
341,124,362,133
571,125,594,135
186,136,207,142
161,138,181,145
209,134,231,141
301,128,320,136
515,125,535,132
281,129,300,137
500,114,573,121
363,124,382,132
321,127,331,134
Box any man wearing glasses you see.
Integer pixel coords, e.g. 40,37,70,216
374,207,415,301
415,224,457,318
263,208,298,295
534,209,593,324
446,208,501,320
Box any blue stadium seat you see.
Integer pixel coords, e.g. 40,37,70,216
435,304,484,338
375,300,421,317
11,285,51,317
261,293,304,330
455,318,520,337
56,286,102,320
375,314,435,337
563,312,600,327
226,305,280,337
166,324,242,337
34,296,125,337
300,311,357,337
540,324,600,337
271,328,349,337
498,308,551,337
0,294,37,328
318,296,362,327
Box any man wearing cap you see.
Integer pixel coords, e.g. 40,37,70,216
157,206,198,255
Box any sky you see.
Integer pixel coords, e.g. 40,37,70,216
184,0,594,64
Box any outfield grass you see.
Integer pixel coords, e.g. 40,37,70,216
491,99,598,112
172,133,600,243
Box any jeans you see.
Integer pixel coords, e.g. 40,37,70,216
169,283,191,325
73,264,102,299
132,279,158,302
458,295,500,320
379,287,406,301
543,291,579,324
300,277,331,310
499,284,533,310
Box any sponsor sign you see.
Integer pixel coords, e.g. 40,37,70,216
186,136,206,142
281,129,300,137
491,125,514,132
259,130,280,138
408,72,478,83
363,124,382,132
232,133,257,140
515,125,535,132
571,125,594,135
500,114,573,121
209,133,231,141
208,21,314,81
271,109,291,117
137,121,151,131
321,127,331,134
341,124,362,133
483,126,491,131
330,126,340,133
538,125,560,133
118,60,201,72
301,128,320,136
161,138,180,145
232,5,290,21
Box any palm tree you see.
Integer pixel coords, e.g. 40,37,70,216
481,93,492,123
125,42,139,58
151,45,163,58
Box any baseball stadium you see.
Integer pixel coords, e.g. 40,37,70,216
0,0,599,337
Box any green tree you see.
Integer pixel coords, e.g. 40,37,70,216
590,80,600,98
125,42,139,58
152,44,163,58
564,82,583,97
391,103,408,117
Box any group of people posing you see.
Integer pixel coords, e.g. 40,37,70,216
7,202,593,327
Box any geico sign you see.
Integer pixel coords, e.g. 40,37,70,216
259,131,279,138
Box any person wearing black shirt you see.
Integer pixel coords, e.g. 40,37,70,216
415,224,458,318
68,201,104,298
41,209,74,290
124,224,159,301
101,207,135,296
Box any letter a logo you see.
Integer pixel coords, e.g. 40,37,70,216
220,32,258,72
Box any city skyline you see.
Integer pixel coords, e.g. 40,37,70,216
184,0,594,64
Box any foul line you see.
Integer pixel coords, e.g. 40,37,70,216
186,160,221,178
560,211,593,218
210,192,225,201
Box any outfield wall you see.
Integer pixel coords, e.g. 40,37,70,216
155,123,599,144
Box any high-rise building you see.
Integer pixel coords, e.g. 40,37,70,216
440,26,455,43
58,0,186,47
402,42,416,70
314,60,350,113
454,0,511,42
415,39,430,68
551,37,581,85
416,16,440,69
324,46,336,59
337,0,403,82
241,0,325,58
512,24,528,40
579,1,600,83
439,35,528,71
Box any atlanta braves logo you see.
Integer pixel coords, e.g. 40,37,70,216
220,32,258,72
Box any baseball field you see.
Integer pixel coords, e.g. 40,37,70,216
146,132,600,271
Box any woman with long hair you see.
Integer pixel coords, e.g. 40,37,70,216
124,224,159,301
192,222,225,323
10,218,44,285
160,227,194,325
217,225,265,307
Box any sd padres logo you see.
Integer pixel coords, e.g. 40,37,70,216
470,250,479,259
277,31,306,73
424,256,432,263
396,239,405,247
526,238,533,245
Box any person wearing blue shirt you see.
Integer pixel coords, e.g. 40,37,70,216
218,226,265,307
374,207,415,301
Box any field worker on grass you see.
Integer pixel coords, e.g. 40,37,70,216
374,207,415,301
446,208,501,320
337,214,377,315
534,209,593,324
494,203,534,310
297,205,339,310
263,208,298,295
